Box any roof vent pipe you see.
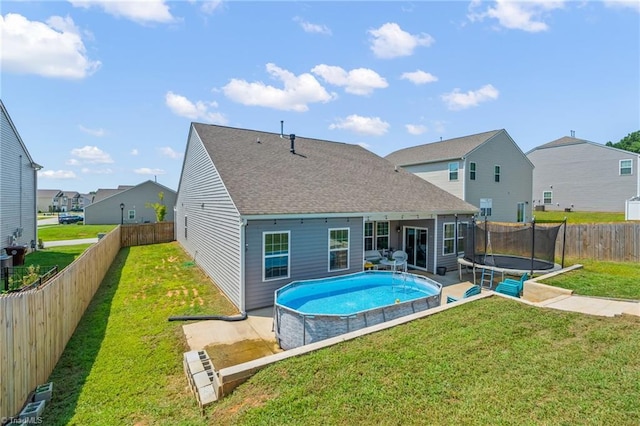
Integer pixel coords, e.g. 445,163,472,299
280,120,284,138
290,134,296,154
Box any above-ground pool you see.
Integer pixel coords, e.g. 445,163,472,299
274,271,442,350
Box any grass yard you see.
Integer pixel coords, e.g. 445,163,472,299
37,224,117,241
42,242,237,425
211,298,640,425
40,242,640,425
542,258,640,300
534,210,626,223
24,244,93,271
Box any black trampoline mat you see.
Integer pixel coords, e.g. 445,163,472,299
465,254,554,270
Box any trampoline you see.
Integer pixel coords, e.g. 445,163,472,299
457,218,566,283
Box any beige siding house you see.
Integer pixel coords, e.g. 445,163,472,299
176,123,479,311
527,136,640,212
386,129,533,223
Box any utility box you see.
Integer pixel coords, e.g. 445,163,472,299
5,245,27,266
625,197,640,221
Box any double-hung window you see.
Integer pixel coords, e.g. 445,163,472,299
376,222,389,250
329,228,349,271
494,165,501,183
480,198,492,217
449,162,459,181
543,191,552,205
364,222,374,251
263,231,290,280
128,210,136,220
620,159,632,176
469,162,476,180
443,222,466,255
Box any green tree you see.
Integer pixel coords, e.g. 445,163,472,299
605,130,640,153
146,192,167,222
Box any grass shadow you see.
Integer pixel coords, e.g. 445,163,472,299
41,247,130,425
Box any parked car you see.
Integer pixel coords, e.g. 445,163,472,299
58,214,84,224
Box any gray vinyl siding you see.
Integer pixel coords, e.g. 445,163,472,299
244,217,364,310
176,128,243,309
0,106,37,249
435,214,474,273
403,162,464,199
84,181,176,225
528,143,640,212
465,133,533,223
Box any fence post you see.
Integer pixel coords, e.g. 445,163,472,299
2,266,7,291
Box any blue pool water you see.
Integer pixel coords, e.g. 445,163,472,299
276,272,439,315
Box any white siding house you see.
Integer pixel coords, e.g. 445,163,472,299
386,129,534,223
527,136,640,212
0,100,41,250
84,180,177,225
176,123,478,311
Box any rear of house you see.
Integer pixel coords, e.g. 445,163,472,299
527,136,640,212
176,123,478,311
386,129,533,223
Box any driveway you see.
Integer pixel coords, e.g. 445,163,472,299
43,238,99,248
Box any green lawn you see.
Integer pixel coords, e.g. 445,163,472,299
37,224,117,241
542,258,640,299
24,244,93,271
533,210,626,223
41,242,640,425
42,242,237,426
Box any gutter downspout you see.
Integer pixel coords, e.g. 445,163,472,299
239,218,247,313
32,162,42,249
433,215,438,274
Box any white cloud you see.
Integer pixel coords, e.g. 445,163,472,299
199,0,223,14
131,149,139,156
159,146,182,159
0,13,101,79
78,124,105,137
69,0,176,24
441,84,499,110
165,91,228,124
134,167,166,175
70,145,114,163
311,65,388,95
39,169,77,179
329,114,390,136
468,0,565,32
222,63,336,112
405,124,428,135
604,0,640,12
368,22,434,59
400,70,438,85
81,167,113,174
66,159,81,166
294,17,332,35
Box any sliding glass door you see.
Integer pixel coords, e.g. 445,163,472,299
404,227,428,269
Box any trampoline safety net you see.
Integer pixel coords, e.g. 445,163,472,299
462,218,564,270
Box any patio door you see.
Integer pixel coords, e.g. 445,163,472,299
404,227,428,270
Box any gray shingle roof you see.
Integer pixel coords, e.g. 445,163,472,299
529,136,588,151
385,129,503,166
192,123,478,216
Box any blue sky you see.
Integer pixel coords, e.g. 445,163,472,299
1,0,639,194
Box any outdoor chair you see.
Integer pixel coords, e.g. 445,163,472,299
446,284,481,303
494,273,528,298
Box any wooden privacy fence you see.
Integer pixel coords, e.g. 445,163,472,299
1,222,176,419
121,222,174,247
558,223,640,262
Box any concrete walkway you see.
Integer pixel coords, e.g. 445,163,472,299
537,294,639,317
43,238,99,248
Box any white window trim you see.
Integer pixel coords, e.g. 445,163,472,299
620,159,633,176
262,230,291,282
364,221,374,251
469,162,476,180
375,221,389,251
448,162,459,181
442,222,466,256
128,209,136,220
328,227,350,272
494,165,501,183
543,191,553,205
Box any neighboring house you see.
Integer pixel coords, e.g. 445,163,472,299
0,100,41,249
527,136,640,212
175,123,478,311
385,129,534,223
78,193,93,210
84,180,176,225
37,189,63,213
